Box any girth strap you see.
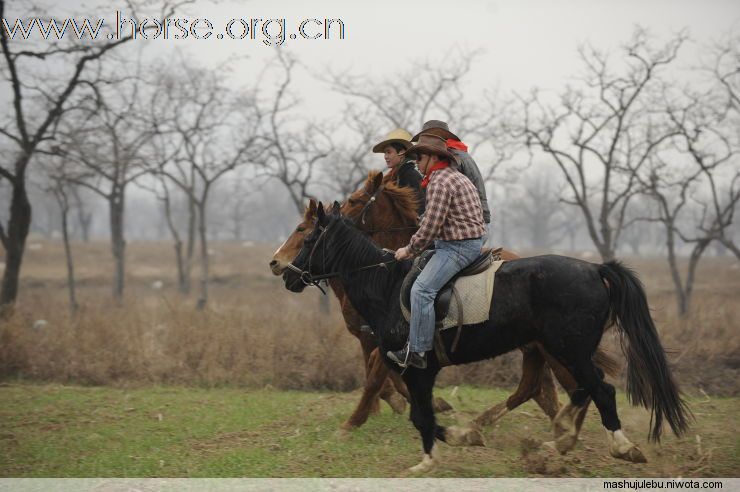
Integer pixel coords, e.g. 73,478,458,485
433,285,465,367
433,330,452,367
450,285,464,353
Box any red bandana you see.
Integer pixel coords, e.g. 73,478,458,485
446,139,468,152
421,160,450,188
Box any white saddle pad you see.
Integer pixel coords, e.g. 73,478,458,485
401,260,504,330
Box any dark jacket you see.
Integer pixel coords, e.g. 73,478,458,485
392,158,426,217
450,149,491,224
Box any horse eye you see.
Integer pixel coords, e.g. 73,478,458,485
348,199,358,205
296,226,305,233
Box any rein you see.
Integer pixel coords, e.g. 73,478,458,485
286,177,415,293
354,182,419,234
357,183,384,226
284,220,397,293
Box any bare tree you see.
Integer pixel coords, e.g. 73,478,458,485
70,186,93,242
148,60,263,309
253,51,335,214
323,50,516,181
55,72,153,300
519,28,688,261
0,0,189,310
47,164,79,313
637,83,739,315
705,30,740,113
325,50,484,133
508,170,573,250
317,106,379,197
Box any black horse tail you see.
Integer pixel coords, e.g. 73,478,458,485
598,260,692,442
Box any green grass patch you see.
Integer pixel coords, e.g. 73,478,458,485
0,383,737,477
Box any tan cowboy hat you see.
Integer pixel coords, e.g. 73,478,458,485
411,120,460,142
372,128,413,153
404,134,456,162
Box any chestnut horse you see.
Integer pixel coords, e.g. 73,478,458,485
270,171,618,451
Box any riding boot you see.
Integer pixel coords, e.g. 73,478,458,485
387,343,427,369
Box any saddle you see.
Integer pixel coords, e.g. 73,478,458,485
399,247,504,365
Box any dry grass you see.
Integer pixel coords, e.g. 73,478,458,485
1,239,738,395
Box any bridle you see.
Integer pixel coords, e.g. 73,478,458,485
284,216,397,294
353,182,418,234
284,179,416,293
355,182,384,226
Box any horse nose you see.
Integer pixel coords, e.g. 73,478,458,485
269,260,278,267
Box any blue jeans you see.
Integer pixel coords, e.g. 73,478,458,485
409,237,484,353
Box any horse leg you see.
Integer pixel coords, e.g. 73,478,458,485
341,346,396,430
472,344,558,428
372,349,407,414
545,340,646,463
539,347,592,452
403,367,442,474
344,293,406,418
532,345,562,421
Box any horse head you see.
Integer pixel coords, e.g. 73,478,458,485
272,169,419,276
341,170,419,249
282,201,344,293
270,198,321,275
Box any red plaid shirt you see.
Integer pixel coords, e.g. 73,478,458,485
408,166,486,255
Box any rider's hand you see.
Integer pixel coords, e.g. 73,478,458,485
395,246,413,261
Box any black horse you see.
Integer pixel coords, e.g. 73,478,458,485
282,202,691,473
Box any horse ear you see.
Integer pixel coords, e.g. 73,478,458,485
372,171,383,190
332,201,341,217
305,199,318,221
316,202,326,224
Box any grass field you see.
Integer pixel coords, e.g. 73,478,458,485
0,240,738,477
1,383,738,477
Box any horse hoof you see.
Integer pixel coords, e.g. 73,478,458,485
611,445,648,463
466,429,485,446
386,393,407,414
445,426,485,447
542,441,558,453
433,397,453,413
339,420,357,430
472,403,508,428
554,433,578,454
407,454,436,474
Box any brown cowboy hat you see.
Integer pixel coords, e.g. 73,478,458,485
411,120,460,142
372,128,413,153
404,134,456,162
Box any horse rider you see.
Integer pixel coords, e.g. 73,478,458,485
372,128,426,216
411,120,490,242
387,133,486,369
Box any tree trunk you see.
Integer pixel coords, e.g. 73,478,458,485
109,189,126,301
719,238,740,261
595,241,616,262
664,231,688,317
682,240,710,317
59,192,78,314
183,190,196,294
195,198,209,310
161,189,188,294
0,172,32,310
72,187,92,242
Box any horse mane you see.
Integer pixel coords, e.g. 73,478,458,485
331,214,387,270
371,170,419,227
